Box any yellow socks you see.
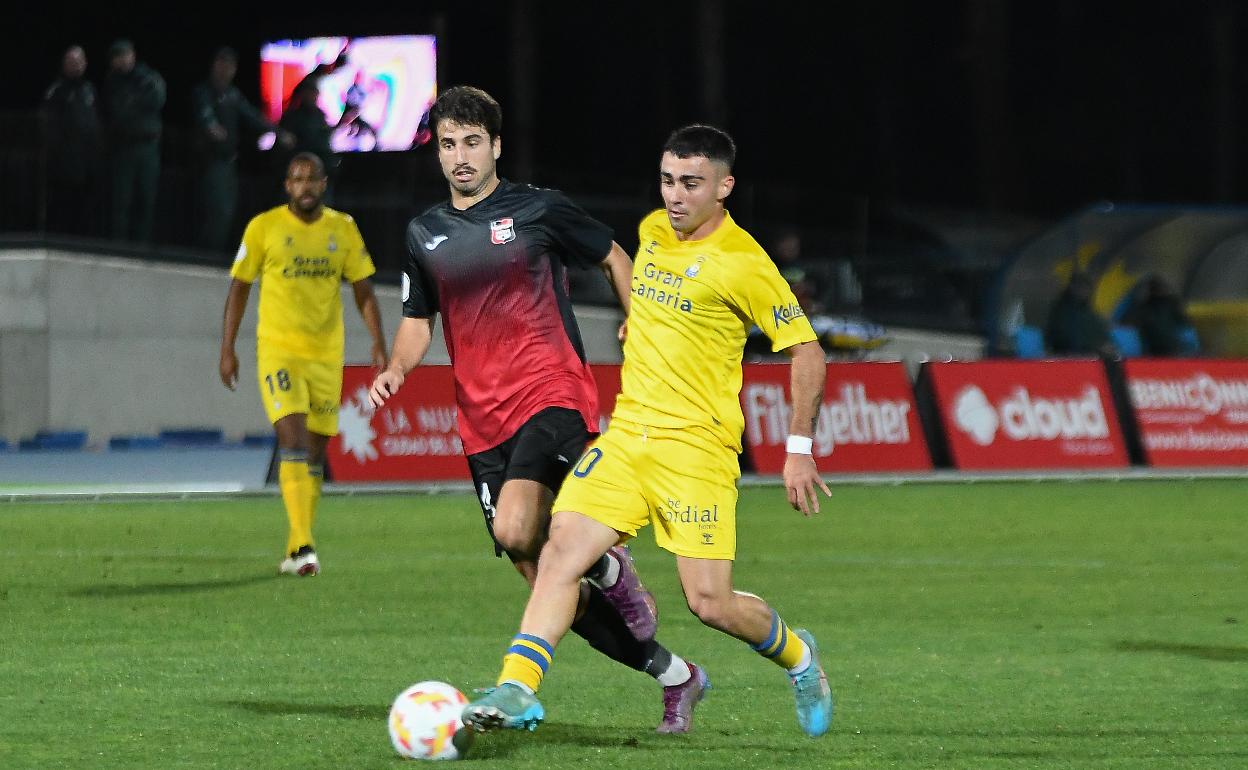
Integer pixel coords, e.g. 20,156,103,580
498,634,554,693
279,451,314,555
751,610,809,672
308,463,323,532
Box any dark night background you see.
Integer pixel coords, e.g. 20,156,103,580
17,1,1248,211
9,0,1248,331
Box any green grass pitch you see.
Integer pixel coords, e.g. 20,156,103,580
0,480,1245,768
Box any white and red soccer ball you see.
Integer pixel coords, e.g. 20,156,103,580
388,681,473,761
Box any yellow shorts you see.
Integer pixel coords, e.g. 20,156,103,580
255,349,342,436
553,418,740,560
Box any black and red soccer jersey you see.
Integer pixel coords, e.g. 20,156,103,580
402,179,613,454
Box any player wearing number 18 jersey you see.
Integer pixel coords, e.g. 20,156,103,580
219,152,387,577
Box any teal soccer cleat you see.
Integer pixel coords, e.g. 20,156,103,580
790,629,834,737
462,683,545,733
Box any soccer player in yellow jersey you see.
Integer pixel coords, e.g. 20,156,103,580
464,125,834,737
218,152,387,576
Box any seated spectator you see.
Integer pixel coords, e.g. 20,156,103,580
1046,273,1117,356
1123,274,1194,356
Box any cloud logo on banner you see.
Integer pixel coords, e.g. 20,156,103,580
953,385,998,445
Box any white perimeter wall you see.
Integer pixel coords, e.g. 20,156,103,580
0,248,980,444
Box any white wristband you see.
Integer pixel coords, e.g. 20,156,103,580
785,435,814,454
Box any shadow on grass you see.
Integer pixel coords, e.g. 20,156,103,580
868,726,1244,739
1115,639,1248,662
532,722,804,755
224,699,386,721
69,575,274,598
221,699,526,760
428,723,805,761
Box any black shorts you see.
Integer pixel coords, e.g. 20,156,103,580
466,406,595,556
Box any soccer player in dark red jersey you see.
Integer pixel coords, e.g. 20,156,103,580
369,86,707,733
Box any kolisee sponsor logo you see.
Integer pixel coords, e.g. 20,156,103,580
952,385,1109,446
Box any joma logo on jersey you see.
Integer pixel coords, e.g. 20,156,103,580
773,303,806,326
490,218,516,245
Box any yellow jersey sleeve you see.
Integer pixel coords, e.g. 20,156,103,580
341,216,377,283
724,254,818,352
230,215,267,283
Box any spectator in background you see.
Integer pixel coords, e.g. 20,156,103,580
42,45,102,236
191,47,294,252
771,226,828,314
276,50,353,193
1124,274,1193,356
278,80,338,197
1046,273,1116,356
102,39,165,243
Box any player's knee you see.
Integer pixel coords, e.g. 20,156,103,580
534,534,587,585
492,512,543,560
685,591,732,631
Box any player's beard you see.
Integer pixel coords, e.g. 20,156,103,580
295,192,323,214
449,165,494,198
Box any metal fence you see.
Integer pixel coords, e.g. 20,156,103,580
2,108,990,331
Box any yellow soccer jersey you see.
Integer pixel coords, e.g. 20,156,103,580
230,206,376,362
613,209,818,451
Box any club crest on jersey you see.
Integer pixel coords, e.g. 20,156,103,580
327,235,338,252
490,217,516,245
685,256,706,278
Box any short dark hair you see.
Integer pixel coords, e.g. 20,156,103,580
428,85,502,140
108,38,134,58
662,124,736,170
288,152,326,178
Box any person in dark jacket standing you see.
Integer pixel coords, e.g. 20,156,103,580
191,47,293,252
103,39,165,243
42,45,102,236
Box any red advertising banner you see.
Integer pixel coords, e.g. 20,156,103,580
327,365,623,482
1123,358,1248,467
328,365,465,482
926,360,1129,470
741,362,931,473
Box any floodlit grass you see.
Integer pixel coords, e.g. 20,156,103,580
0,480,1245,768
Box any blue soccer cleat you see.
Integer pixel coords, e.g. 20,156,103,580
462,683,545,733
790,629,834,737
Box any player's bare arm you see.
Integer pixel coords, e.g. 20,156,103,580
351,278,388,371
783,340,831,516
368,316,434,408
218,278,252,391
599,241,633,340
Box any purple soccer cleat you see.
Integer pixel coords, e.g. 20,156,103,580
600,545,658,641
656,662,710,734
